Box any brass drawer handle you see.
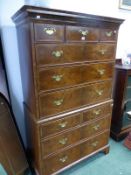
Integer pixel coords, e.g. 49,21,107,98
59,155,68,163
92,141,98,147
52,75,63,82
93,109,101,115
105,31,112,37
43,27,56,35
96,90,103,96
97,69,105,75
52,50,63,58
93,124,100,130
54,99,63,106
59,138,68,145
59,121,68,128
79,29,89,36
99,49,107,55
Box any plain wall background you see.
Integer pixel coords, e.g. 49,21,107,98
1,0,131,146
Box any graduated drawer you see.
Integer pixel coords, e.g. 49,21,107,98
39,80,112,118
34,23,64,42
40,113,82,138
100,28,118,41
38,62,114,91
82,131,109,156
42,144,80,175
83,102,112,122
35,43,115,66
66,26,99,42
82,116,111,139
41,127,81,157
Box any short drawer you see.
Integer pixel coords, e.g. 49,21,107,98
35,44,84,66
34,23,64,42
39,80,112,118
38,62,114,91
66,26,99,42
85,43,115,62
35,43,115,66
100,29,117,41
83,102,112,122
40,113,82,138
41,127,81,157
42,144,80,175
82,131,109,156
82,116,111,139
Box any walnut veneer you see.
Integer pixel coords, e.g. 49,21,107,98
12,5,123,175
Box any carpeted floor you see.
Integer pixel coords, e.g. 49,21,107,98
59,139,131,175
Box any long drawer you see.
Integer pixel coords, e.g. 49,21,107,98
41,116,110,157
39,80,112,118
38,62,114,92
42,131,109,175
35,43,115,66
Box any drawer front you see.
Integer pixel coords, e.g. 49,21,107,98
39,80,112,117
66,26,99,42
34,23,64,42
85,43,115,61
38,63,114,91
82,116,111,139
35,44,115,66
40,113,82,138
41,128,81,157
82,131,109,156
83,103,112,122
35,44,84,66
43,145,80,175
100,29,117,41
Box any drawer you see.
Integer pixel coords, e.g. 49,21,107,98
85,43,115,61
100,29,117,41
38,62,114,91
40,113,82,138
35,44,115,66
41,127,81,157
42,144,80,175
82,131,109,156
82,116,111,139
35,44,84,66
34,23,64,42
83,102,112,122
0,96,8,114
39,80,112,118
66,26,99,42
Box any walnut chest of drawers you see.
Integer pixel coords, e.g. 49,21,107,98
12,5,124,175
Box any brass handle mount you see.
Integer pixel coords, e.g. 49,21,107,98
59,155,68,163
54,99,63,106
59,121,68,128
52,50,63,58
52,75,63,82
44,27,56,35
59,138,68,145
